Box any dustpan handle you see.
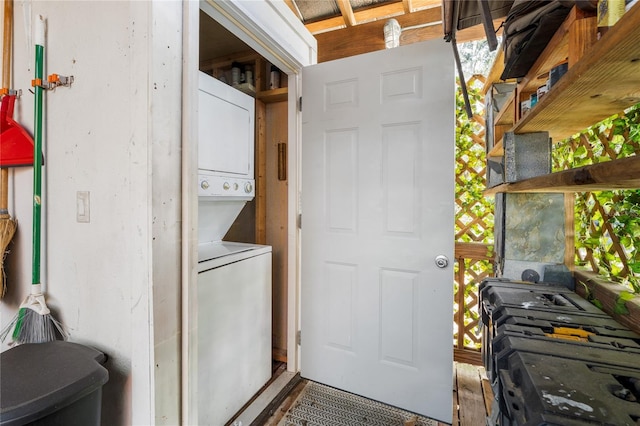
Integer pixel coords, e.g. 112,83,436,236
32,17,44,286
0,170,7,217
2,0,13,217
2,0,11,88
6,93,15,117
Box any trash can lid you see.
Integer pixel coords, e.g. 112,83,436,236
0,341,109,426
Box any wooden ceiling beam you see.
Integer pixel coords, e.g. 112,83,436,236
354,2,405,23
455,17,505,43
306,3,404,34
411,0,441,10
305,17,346,35
315,6,443,62
315,14,504,63
337,0,357,27
306,1,441,34
400,23,444,45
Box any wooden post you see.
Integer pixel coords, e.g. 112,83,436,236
568,9,597,68
564,193,576,270
255,100,267,245
255,57,265,92
456,257,467,350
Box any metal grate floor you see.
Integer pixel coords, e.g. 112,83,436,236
278,382,439,426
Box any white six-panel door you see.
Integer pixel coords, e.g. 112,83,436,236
301,40,455,423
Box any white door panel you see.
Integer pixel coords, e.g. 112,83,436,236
301,40,454,423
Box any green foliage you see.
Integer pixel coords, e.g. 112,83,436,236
553,103,640,171
614,291,636,315
455,78,494,244
454,77,494,351
554,103,640,294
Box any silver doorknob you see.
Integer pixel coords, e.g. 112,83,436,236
435,255,449,268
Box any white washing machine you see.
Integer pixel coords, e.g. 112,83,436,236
197,240,271,426
195,71,272,425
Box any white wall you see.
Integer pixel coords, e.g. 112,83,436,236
0,1,182,424
150,1,183,424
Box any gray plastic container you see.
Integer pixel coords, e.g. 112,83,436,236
0,341,108,426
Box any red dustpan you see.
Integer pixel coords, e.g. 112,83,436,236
1,94,34,167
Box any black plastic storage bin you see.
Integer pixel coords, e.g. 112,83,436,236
489,305,632,334
492,333,640,416
479,278,606,326
483,307,640,384
499,351,640,425
0,341,108,426
487,322,640,386
479,277,608,378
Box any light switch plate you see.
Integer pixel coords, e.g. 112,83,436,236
77,191,90,223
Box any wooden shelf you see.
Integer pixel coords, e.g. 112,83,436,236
257,87,288,103
483,48,506,94
201,52,289,104
482,41,519,95
513,3,640,141
200,50,258,75
494,92,515,126
515,6,584,96
484,155,640,195
487,138,503,158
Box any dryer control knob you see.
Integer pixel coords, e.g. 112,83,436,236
201,180,210,190
223,182,231,190
244,182,253,193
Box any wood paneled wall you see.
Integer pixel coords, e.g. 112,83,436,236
266,101,289,361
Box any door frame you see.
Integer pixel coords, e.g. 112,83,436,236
182,2,316,423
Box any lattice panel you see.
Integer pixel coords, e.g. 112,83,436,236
553,106,640,292
454,258,493,350
574,190,640,291
453,75,495,352
553,123,640,171
455,75,494,245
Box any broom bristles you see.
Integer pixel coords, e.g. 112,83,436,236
14,308,67,344
1,307,67,344
0,217,18,298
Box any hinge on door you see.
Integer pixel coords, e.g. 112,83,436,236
296,330,301,345
298,96,302,112
297,213,302,229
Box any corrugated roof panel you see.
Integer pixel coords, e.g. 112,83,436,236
295,0,341,22
350,0,398,12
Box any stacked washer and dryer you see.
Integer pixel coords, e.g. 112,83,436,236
196,71,272,425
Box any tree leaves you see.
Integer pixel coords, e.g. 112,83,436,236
614,291,636,315
555,103,640,294
455,77,494,244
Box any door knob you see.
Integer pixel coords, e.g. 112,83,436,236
435,255,449,269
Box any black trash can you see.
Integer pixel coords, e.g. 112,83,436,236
0,341,109,426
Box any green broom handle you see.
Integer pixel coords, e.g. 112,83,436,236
32,35,44,287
